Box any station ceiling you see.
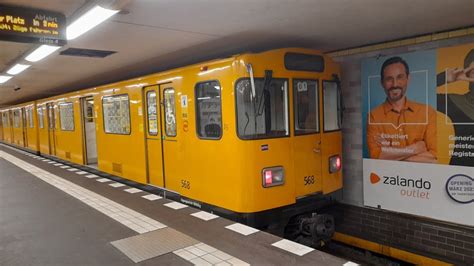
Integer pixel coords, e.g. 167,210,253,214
0,0,473,107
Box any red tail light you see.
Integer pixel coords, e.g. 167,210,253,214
329,155,342,173
262,167,285,187
265,170,273,185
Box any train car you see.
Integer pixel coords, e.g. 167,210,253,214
11,107,25,147
23,102,40,153
36,96,85,164
1,111,13,143
0,111,4,142
0,102,40,153
1,48,343,246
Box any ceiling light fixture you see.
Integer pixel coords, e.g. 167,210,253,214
7,64,31,75
25,45,61,62
67,5,119,40
0,75,13,84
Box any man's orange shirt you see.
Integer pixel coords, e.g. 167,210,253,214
367,98,437,159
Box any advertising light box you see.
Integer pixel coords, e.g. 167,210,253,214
361,43,474,226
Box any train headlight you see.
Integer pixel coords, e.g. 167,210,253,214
329,155,342,173
262,166,285,187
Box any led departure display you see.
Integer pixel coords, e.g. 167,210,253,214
0,4,66,45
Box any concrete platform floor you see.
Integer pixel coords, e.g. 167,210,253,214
0,144,351,266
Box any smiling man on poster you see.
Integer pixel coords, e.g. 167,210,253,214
367,56,437,163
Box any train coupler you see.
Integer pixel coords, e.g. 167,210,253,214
284,213,335,248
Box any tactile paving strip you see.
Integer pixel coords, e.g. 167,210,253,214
111,227,199,263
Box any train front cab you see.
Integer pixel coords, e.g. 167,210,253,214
225,49,343,243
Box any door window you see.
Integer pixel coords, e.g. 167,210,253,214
164,88,177,137
146,91,158,135
294,79,319,135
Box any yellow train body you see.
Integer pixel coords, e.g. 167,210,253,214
1,48,342,223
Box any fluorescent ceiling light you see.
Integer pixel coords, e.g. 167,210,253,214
0,75,12,84
7,64,31,75
25,45,61,62
67,5,119,40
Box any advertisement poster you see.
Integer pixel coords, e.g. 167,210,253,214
362,43,473,226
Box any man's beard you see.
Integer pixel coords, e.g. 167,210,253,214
387,87,405,102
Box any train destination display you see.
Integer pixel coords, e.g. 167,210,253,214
0,4,66,45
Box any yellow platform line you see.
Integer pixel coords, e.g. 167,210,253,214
333,232,452,266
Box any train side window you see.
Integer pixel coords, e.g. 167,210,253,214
195,81,222,139
37,107,44,129
146,91,158,135
13,110,20,128
235,78,289,139
323,81,342,131
27,107,34,128
293,79,319,135
164,88,177,137
2,113,8,127
47,105,55,129
59,102,75,131
102,94,131,135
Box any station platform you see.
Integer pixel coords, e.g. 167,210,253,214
0,144,353,266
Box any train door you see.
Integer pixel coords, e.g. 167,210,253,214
9,110,14,144
81,97,98,166
143,85,165,187
292,79,323,197
47,103,56,155
159,86,179,191
21,108,28,147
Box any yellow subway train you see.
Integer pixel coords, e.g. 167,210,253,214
0,48,343,245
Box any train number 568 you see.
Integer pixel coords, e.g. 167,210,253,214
304,175,315,185
181,180,191,189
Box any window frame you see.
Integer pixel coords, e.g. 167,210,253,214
293,78,320,136
234,77,290,141
13,109,21,128
2,112,8,127
101,94,132,135
37,106,44,129
163,88,177,137
194,80,223,140
322,80,342,132
26,107,34,128
58,102,75,131
146,90,158,136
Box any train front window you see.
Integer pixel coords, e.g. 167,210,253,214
236,78,289,139
323,81,342,131
294,79,319,135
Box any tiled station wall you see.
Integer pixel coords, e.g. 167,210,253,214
332,34,474,265
328,203,474,265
